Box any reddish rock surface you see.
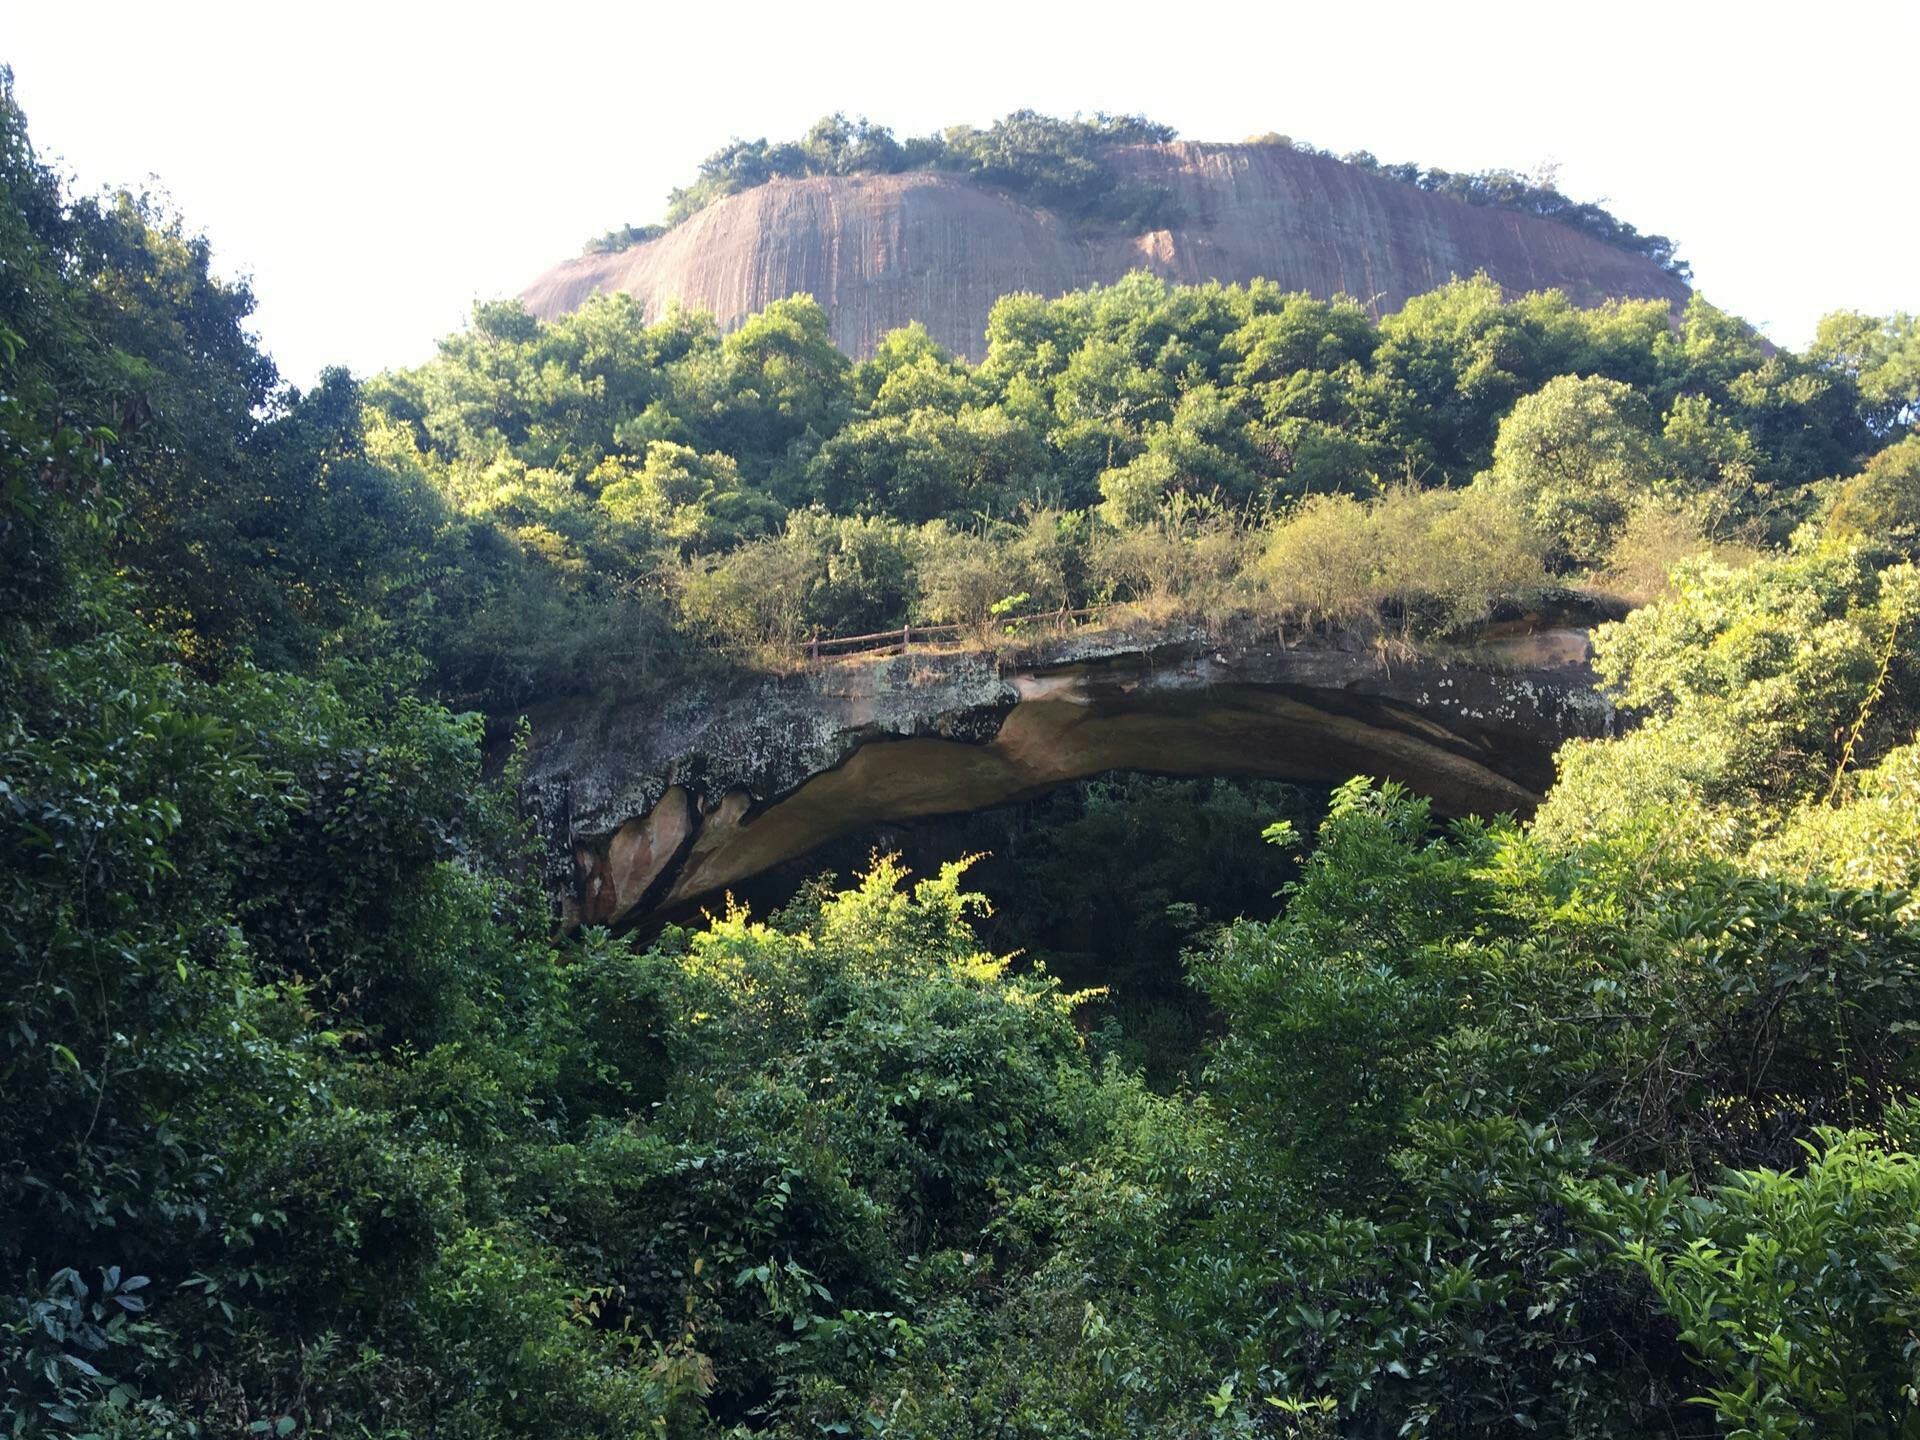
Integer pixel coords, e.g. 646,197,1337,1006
522,141,1690,357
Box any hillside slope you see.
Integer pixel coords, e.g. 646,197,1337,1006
522,140,1692,356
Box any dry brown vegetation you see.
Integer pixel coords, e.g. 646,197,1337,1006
672,482,1590,669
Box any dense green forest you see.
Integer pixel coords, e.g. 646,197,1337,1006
8,66,1920,1439
584,109,1689,278
378,223,1903,713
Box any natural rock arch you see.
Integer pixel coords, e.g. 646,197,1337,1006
524,616,1614,933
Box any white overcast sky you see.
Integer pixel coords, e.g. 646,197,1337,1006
3,0,1914,387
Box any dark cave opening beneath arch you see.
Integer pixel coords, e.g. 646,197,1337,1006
655,771,1338,1087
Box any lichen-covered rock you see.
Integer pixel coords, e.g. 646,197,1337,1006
524,618,1615,931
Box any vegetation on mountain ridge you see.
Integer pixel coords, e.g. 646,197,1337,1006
586,108,1690,280
582,110,1181,251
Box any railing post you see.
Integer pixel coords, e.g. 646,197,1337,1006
902,623,912,650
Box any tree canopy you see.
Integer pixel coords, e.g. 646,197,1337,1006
358,266,1904,710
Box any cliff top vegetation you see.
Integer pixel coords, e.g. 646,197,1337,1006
360,264,1912,711
583,108,1691,279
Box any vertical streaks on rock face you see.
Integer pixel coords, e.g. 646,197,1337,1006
569,784,697,930
523,142,1689,357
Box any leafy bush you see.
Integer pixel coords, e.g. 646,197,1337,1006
530,861,1106,1428
1585,1123,1920,1438
1822,435,1920,547
1537,542,1920,853
676,510,923,654
1257,484,1546,632
657,110,1178,232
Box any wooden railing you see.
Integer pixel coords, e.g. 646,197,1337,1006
802,605,1118,662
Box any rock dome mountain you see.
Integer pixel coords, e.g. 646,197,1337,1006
521,139,1691,358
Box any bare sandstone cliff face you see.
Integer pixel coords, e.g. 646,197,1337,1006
521,142,1690,357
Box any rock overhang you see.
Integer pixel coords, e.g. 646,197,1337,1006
523,614,1618,933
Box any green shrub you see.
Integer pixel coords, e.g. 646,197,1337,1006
1585,1123,1920,1438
